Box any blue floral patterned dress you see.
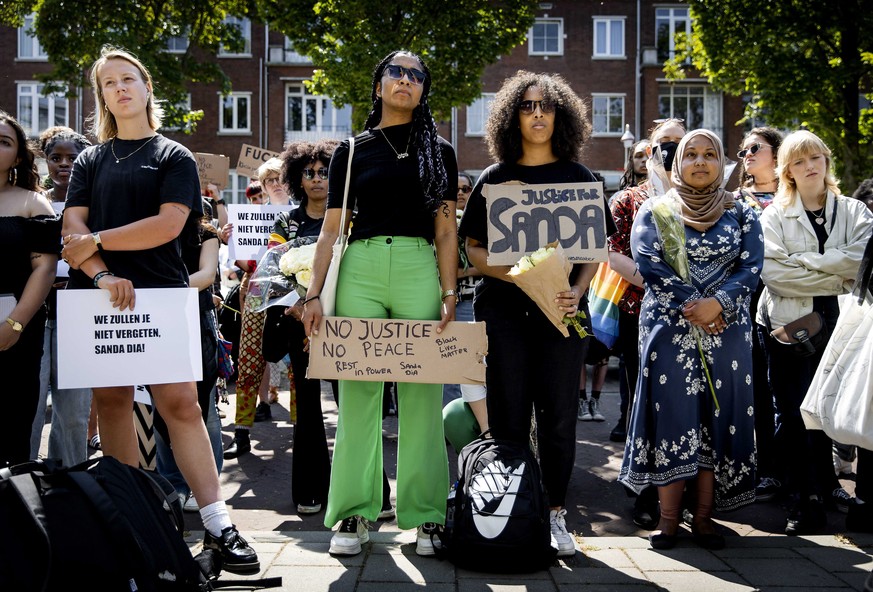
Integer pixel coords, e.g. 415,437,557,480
618,198,764,511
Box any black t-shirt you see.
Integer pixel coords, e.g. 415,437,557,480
273,206,324,241
326,123,458,243
459,160,617,311
65,135,202,288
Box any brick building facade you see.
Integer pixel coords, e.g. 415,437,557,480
1,2,747,200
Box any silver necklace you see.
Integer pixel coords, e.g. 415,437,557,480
378,127,411,159
809,205,825,225
111,135,158,164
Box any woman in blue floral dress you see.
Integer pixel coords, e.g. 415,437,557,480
619,129,763,550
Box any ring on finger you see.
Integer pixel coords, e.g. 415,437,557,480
708,322,716,328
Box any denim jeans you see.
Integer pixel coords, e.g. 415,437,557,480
30,320,93,466
442,298,475,405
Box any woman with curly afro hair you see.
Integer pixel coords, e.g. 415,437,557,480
459,70,616,558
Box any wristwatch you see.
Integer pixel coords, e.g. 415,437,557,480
92,232,104,252
5,317,23,333
441,289,457,301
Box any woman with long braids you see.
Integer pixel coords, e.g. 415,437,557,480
302,50,458,557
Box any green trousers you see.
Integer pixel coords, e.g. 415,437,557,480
324,236,449,531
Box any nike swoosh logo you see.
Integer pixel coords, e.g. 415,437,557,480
471,460,525,539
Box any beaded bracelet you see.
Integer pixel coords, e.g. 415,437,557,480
93,270,115,287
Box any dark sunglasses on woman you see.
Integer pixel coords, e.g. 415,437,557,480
518,100,556,115
737,142,772,159
384,64,427,86
458,185,473,194
302,167,328,180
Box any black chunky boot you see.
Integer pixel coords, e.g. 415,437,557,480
223,428,251,459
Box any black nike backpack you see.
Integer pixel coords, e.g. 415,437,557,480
435,436,557,572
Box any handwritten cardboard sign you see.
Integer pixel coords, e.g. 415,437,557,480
195,152,229,188
226,204,293,261
307,318,487,384
483,181,609,265
56,288,202,389
236,143,281,178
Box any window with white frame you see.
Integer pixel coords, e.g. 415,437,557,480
222,171,251,205
285,83,351,140
219,93,251,133
466,93,495,136
219,16,251,56
658,84,723,136
166,34,189,53
656,6,691,63
529,18,563,56
593,17,625,58
592,94,625,135
18,13,47,60
17,83,68,137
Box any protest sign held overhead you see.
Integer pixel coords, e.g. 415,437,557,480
236,143,280,178
483,181,609,266
56,288,202,389
307,318,487,385
227,203,293,261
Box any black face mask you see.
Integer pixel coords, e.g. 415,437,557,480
655,141,680,171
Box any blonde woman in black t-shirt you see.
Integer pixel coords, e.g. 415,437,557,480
60,45,258,574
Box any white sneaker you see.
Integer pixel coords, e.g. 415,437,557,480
578,400,592,421
297,502,322,514
549,509,576,557
416,522,442,556
183,492,200,513
329,516,369,556
163,492,186,513
590,399,605,422
377,505,396,520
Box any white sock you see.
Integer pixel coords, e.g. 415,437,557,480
200,501,233,537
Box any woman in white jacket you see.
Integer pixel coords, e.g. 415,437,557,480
758,130,873,535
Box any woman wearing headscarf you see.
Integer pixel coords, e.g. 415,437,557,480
619,129,763,550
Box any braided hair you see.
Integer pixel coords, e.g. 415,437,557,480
363,50,448,213
39,126,92,158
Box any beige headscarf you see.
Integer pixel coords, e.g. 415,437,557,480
669,129,735,232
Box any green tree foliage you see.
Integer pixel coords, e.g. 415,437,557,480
258,0,537,130
20,0,257,133
666,0,873,190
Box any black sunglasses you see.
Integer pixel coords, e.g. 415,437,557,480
737,142,772,159
302,167,328,180
458,185,473,194
518,100,556,115
384,64,427,86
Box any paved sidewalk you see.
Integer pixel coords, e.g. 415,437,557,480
180,528,873,591
43,359,873,590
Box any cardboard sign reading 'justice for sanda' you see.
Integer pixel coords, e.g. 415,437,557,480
307,318,487,384
56,288,202,389
483,181,609,265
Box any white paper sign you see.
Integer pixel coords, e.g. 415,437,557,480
56,288,202,389
227,204,293,261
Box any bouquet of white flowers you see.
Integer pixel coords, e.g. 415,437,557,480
507,242,589,338
247,236,318,313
